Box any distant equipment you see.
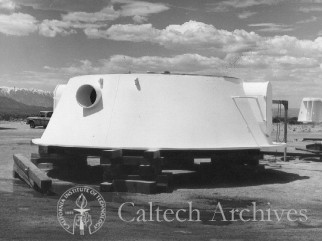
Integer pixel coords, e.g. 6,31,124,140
298,98,322,123
26,111,53,128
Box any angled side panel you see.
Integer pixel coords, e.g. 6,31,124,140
243,82,272,136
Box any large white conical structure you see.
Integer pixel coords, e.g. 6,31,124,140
33,74,277,151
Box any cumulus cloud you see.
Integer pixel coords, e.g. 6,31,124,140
238,11,257,19
82,20,322,60
248,23,293,32
0,0,15,10
262,35,322,57
39,19,76,37
38,19,322,71
59,0,169,24
132,15,147,23
296,16,318,24
45,52,320,78
45,54,226,75
298,6,322,12
62,5,120,23
112,0,170,17
37,0,169,37
85,20,261,54
238,54,319,69
88,23,159,40
0,13,38,36
206,0,283,12
38,18,109,37
45,60,99,75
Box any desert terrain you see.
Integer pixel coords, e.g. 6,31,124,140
1,121,322,241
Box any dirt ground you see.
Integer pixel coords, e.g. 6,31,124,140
1,121,322,241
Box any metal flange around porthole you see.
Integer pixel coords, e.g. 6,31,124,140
76,84,102,108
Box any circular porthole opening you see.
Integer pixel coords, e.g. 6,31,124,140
76,84,100,108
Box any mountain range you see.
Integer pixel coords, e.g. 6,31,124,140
0,86,53,120
0,85,300,121
0,86,53,108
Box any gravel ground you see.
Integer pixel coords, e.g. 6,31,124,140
1,121,322,241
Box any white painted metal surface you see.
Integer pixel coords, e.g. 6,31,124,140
242,82,272,136
33,74,277,150
53,85,66,110
298,98,322,123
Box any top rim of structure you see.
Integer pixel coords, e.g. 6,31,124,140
302,97,322,101
71,72,239,79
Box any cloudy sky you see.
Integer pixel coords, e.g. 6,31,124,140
1,0,322,107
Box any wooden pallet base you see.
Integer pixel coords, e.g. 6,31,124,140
13,147,263,194
13,152,171,194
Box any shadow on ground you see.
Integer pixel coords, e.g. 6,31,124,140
172,166,309,190
0,127,16,130
44,161,309,193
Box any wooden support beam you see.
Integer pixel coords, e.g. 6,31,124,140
261,150,319,158
13,163,34,187
31,153,87,168
13,154,52,193
303,138,322,142
101,149,123,159
112,179,157,194
100,149,123,164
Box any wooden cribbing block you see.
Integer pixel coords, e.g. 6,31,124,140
139,165,157,179
156,183,169,193
37,163,54,170
100,149,123,164
144,150,160,160
122,156,145,165
156,174,172,185
144,150,162,167
101,149,123,159
156,174,173,193
100,182,113,192
31,153,87,167
50,180,76,195
113,179,156,194
126,175,141,180
13,154,52,193
101,164,125,180
38,145,49,155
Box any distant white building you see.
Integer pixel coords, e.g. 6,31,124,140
298,98,322,123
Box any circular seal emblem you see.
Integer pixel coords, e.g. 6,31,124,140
57,186,106,235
